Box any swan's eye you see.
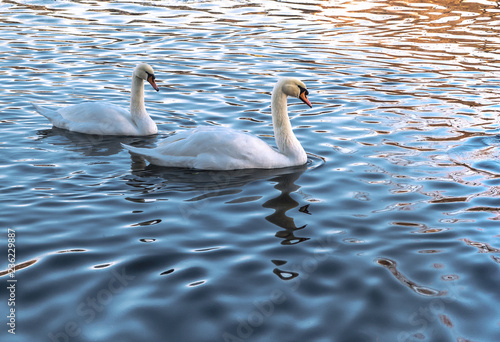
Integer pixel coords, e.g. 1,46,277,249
298,85,308,96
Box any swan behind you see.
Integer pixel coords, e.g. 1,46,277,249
122,77,312,170
32,63,159,136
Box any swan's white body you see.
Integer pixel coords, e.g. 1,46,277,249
32,63,159,136
122,78,312,170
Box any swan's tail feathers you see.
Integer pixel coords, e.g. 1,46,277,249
31,103,66,128
121,143,195,168
121,143,145,155
121,143,165,166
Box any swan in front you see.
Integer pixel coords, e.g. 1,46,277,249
122,77,312,170
32,63,159,136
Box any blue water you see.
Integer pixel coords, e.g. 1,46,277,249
1,1,500,341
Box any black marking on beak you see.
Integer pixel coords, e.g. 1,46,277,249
146,72,159,92
298,85,309,96
298,86,312,108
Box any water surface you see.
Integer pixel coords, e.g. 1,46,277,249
1,1,500,341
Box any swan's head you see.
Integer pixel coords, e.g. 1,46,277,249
134,63,159,92
279,78,312,108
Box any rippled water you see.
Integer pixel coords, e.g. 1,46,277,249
1,1,500,341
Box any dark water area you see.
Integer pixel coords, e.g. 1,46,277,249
1,1,500,341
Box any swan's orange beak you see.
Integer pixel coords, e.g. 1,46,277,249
299,91,312,108
148,74,159,92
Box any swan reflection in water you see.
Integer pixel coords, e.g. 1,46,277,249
126,161,315,246
35,128,159,157
126,156,323,282
262,168,311,245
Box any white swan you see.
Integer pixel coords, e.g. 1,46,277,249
32,63,159,136
121,77,312,170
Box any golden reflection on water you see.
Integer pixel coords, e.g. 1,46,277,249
318,0,500,63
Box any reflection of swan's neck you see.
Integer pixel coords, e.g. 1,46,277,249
130,76,147,118
271,85,305,159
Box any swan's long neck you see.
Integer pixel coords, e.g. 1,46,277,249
130,75,147,119
271,84,305,160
